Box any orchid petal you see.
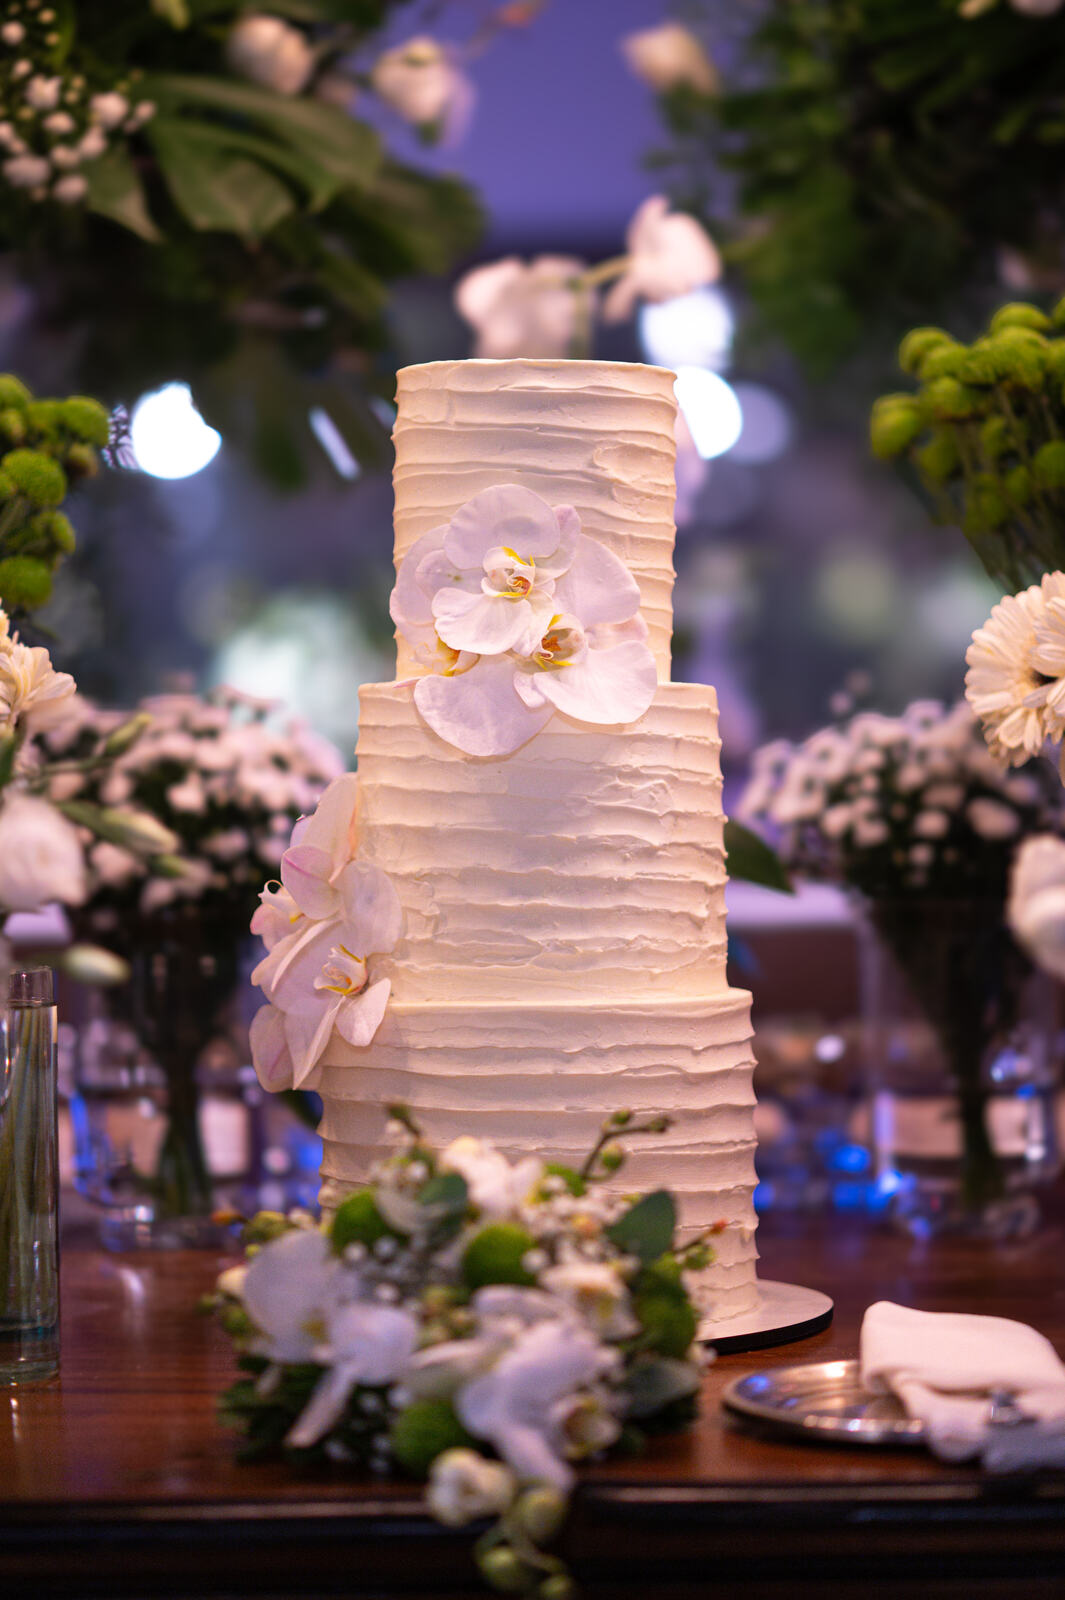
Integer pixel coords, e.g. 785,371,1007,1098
390,526,449,636
444,485,562,568
249,1003,296,1092
414,656,552,756
280,844,338,920
552,533,641,626
285,995,341,1087
432,587,536,656
241,1229,336,1365
335,860,403,953
252,916,340,1007
416,546,481,598
536,505,580,578
531,640,657,727
293,773,359,860
335,977,391,1048
286,1365,358,1450
326,1301,420,1384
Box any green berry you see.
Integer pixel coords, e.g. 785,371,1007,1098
240,1210,291,1246
515,1486,568,1545
0,408,25,445
0,376,30,410
979,414,1010,462
924,377,982,421
989,302,1052,335
540,1163,586,1198
331,1189,393,1253
897,327,952,375
24,399,62,440
388,1400,472,1477
1033,440,1065,489
59,396,110,446
0,555,52,609
2,449,66,507
634,1292,698,1358
599,1144,625,1174
869,395,924,459
462,1223,538,1290
478,1547,530,1595
915,428,960,485
916,342,968,381
1005,463,1032,506
539,1576,577,1600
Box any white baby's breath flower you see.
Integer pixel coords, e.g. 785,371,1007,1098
50,143,80,170
90,841,140,888
78,126,106,160
1,21,26,45
42,110,74,136
853,817,889,848
166,775,207,813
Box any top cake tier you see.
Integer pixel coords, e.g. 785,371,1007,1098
391,359,679,681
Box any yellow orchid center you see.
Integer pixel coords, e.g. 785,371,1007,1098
533,615,584,670
483,545,536,600
314,945,369,998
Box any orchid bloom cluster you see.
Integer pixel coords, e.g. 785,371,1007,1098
35,684,344,932
390,485,658,757
211,1110,711,1600
965,572,1065,775
249,773,402,1092
738,696,1062,902
0,3,153,206
455,194,720,362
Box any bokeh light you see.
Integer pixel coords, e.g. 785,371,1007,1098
729,383,794,465
640,287,734,372
674,366,743,460
130,383,221,480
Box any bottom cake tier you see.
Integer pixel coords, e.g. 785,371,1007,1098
316,987,759,1321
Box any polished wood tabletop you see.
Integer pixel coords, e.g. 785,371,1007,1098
5,1214,1065,1598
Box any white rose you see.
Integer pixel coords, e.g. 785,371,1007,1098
426,1449,516,1528
621,24,717,95
371,36,473,142
455,255,586,359
0,794,87,911
226,15,314,96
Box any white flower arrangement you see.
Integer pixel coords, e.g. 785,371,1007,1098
390,485,657,757
249,774,402,1090
965,571,1065,771
36,683,344,934
209,1109,713,1600
738,696,1062,899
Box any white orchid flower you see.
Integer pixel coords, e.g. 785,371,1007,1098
539,1263,640,1341
427,1449,517,1528
278,772,360,921
241,1229,345,1365
454,255,587,359
1009,835,1065,981
248,1002,301,1092
400,1335,505,1403
440,1136,544,1218
251,859,401,1084
371,36,474,146
455,1319,614,1492
287,1299,420,1449
603,196,720,324
551,1386,622,1460
472,1286,578,1331
390,486,655,756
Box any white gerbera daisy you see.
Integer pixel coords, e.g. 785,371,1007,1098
964,580,1054,765
1029,575,1065,739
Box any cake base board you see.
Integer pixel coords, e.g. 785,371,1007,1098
699,1281,834,1354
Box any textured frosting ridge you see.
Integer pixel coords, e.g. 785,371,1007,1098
355,680,727,1004
391,360,679,680
319,991,759,1319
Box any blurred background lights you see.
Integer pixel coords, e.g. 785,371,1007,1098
309,407,361,481
729,383,794,465
674,366,743,460
130,383,221,480
640,287,734,372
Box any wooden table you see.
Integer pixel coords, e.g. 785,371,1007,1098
4,1217,1065,1599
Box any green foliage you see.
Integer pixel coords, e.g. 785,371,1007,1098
388,1399,473,1477
2,450,66,508
605,1190,676,1265
722,817,793,893
0,3,483,488
330,1189,393,1254
462,1223,537,1290
871,300,1065,586
653,3,1065,372
0,556,52,610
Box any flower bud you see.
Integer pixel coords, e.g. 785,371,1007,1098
101,710,151,758
989,302,1052,336
477,1546,529,1594
56,943,130,986
869,395,924,459
897,326,952,375
59,396,110,447
917,342,968,381
609,1109,633,1127
0,407,25,445
924,377,982,421
539,1576,577,1600
1034,440,1065,489
63,442,97,479
0,554,52,608
514,1485,568,1545
915,429,960,485
0,376,30,411
1,447,66,506
599,1143,625,1173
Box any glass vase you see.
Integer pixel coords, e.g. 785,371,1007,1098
859,898,1061,1239
0,968,59,1381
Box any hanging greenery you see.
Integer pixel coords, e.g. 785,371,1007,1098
0,2,484,484
648,1,1065,376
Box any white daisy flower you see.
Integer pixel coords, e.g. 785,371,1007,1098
965,581,1052,765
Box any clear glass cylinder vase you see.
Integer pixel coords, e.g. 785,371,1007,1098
0,968,58,1381
859,898,1061,1239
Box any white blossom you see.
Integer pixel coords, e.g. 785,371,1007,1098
25,75,61,111
4,153,51,188
53,173,86,203
89,92,129,129
621,23,717,94
426,1449,516,1527
371,36,473,144
0,793,86,911
603,196,720,323
226,14,314,97
455,256,586,360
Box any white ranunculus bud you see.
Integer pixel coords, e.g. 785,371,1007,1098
426,1449,517,1528
4,153,51,188
1,21,26,45
89,91,129,129
43,110,74,136
25,75,62,111
226,15,314,96
50,144,81,170
53,172,87,203
621,23,717,95
0,794,87,911
78,126,107,160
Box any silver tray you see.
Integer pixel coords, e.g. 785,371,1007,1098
723,1359,926,1446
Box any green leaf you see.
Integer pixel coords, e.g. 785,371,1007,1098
159,117,340,211
148,118,295,236
624,1357,700,1420
142,75,381,189
418,1171,469,1214
83,149,162,243
723,819,794,894
606,1190,676,1265
152,0,190,24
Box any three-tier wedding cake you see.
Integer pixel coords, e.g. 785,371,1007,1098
315,359,759,1321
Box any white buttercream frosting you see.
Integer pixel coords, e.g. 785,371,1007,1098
317,358,760,1322
392,359,679,680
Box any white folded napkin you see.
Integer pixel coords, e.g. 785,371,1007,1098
860,1300,1065,1471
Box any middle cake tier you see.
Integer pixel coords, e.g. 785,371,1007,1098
355,680,728,1006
